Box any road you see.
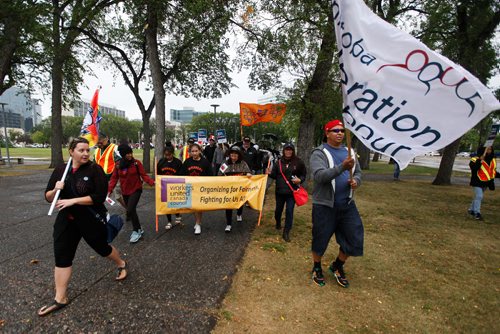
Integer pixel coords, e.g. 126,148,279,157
0,169,258,333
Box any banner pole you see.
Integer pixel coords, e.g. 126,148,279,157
257,158,272,226
155,157,158,232
48,157,73,216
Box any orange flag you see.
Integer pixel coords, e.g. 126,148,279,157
239,103,286,126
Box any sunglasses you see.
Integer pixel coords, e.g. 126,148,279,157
328,129,345,133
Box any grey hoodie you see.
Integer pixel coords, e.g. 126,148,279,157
309,144,362,208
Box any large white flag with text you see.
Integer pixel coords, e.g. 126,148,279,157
333,0,499,169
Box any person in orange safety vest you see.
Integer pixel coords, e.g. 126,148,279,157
468,146,496,221
95,133,121,180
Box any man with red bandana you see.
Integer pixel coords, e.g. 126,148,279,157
309,119,363,288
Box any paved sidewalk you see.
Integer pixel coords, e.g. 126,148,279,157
0,170,258,333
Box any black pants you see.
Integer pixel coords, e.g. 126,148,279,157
275,193,295,231
123,190,142,231
225,206,244,225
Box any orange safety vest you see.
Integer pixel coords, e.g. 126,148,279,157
95,143,117,175
477,158,496,181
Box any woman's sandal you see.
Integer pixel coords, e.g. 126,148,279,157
37,300,69,316
115,261,128,281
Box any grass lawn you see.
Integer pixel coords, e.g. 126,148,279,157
214,163,499,333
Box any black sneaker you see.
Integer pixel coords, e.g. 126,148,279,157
329,263,349,288
312,267,325,287
467,209,475,216
475,213,483,221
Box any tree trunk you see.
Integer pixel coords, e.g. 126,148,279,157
49,59,64,168
372,152,380,162
145,3,165,161
142,116,151,172
297,4,335,166
49,3,64,168
432,137,461,185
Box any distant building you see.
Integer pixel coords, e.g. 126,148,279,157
65,100,126,118
0,86,42,132
170,107,207,124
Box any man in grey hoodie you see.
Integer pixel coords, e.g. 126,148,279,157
309,119,363,288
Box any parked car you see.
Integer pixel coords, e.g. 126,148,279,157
424,151,440,156
456,152,470,157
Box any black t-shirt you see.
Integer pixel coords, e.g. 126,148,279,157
157,157,183,175
179,157,213,176
46,161,108,218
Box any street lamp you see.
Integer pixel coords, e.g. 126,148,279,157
0,102,11,167
210,104,219,136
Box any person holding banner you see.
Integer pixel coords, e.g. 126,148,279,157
268,143,307,242
38,137,127,316
218,146,252,232
309,120,363,288
468,146,496,221
179,143,213,235
108,144,155,243
157,144,183,229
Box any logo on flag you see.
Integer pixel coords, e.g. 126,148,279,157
239,103,286,126
333,0,499,169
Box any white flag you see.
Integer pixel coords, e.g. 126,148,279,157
333,0,499,169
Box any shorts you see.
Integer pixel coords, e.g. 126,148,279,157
53,212,112,268
311,201,364,257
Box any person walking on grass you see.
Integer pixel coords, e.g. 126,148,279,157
108,144,155,243
157,144,183,229
468,146,496,221
218,146,252,233
309,119,363,288
267,142,307,242
38,137,127,317
178,143,213,235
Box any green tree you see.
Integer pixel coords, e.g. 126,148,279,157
45,0,120,168
0,0,46,95
142,0,237,159
31,130,47,144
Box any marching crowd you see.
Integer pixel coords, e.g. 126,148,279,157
37,119,496,316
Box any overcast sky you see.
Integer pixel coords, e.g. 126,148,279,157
38,62,272,122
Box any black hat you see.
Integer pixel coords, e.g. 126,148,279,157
187,138,195,144
118,144,133,156
243,136,251,142
283,142,295,150
229,145,243,158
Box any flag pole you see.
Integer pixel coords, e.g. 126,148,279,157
345,129,354,181
48,157,73,216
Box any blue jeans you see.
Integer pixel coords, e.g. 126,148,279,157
275,193,295,231
469,187,484,214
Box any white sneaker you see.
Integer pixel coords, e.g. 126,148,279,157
129,231,141,243
237,215,243,222
165,222,172,230
225,225,232,233
194,224,201,235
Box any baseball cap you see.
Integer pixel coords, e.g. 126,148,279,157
243,136,251,142
283,142,295,150
324,120,344,133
